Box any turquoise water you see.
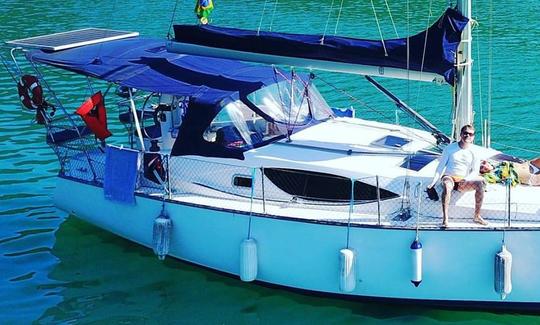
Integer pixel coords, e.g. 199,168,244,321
1,0,539,323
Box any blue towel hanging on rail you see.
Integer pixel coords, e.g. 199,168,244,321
104,145,139,205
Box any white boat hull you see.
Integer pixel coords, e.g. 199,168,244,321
55,176,540,309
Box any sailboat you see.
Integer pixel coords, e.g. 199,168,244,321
3,0,540,310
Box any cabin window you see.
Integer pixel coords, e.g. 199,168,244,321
203,100,286,148
233,175,253,188
247,78,334,125
263,168,399,202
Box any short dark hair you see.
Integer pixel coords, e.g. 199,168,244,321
460,124,474,134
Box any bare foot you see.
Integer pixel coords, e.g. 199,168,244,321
474,216,488,226
442,220,448,228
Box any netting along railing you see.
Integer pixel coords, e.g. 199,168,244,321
160,156,540,227
59,150,540,228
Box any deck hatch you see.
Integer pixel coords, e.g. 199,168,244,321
372,135,411,148
7,28,139,51
401,154,438,171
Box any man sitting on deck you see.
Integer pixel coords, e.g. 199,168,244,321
427,124,488,227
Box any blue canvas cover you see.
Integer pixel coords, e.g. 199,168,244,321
27,38,292,159
173,8,468,85
27,38,279,102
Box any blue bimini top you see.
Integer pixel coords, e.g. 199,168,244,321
27,37,282,104
27,37,296,159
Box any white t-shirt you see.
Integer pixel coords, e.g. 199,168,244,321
429,142,481,187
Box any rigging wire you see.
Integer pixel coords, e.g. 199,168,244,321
383,0,400,38
406,0,410,104
369,0,388,56
96,0,118,61
334,0,345,35
489,122,540,135
317,76,392,121
269,0,280,32
320,0,336,44
491,141,540,156
473,15,486,146
487,0,493,147
257,0,270,36
414,0,434,110
167,0,181,39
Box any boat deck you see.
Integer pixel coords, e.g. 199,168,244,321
140,188,540,230
63,149,540,230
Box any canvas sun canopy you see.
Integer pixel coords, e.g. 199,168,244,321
27,37,283,104
172,8,468,85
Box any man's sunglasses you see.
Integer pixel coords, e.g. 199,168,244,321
462,131,475,137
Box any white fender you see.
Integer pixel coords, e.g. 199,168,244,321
495,245,512,299
152,212,172,260
240,238,258,282
410,239,422,287
339,248,356,292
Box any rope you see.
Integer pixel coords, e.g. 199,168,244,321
415,181,422,239
321,0,336,44
269,0,280,32
370,0,388,56
334,0,345,35
247,168,256,238
383,0,399,38
346,178,354,248
257,0,270,36
167,0,181,39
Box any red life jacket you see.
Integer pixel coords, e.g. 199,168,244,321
76,91,112,140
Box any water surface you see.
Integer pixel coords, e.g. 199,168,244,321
1,0,539,323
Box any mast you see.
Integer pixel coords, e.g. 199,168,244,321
453,0,473,140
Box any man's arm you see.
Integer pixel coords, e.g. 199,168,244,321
428,147,450,188
465,146,482,180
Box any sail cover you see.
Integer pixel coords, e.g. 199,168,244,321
172,8,468,85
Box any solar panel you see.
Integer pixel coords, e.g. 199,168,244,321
6,28,139,51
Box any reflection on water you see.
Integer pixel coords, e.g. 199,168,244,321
0,0,539,322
